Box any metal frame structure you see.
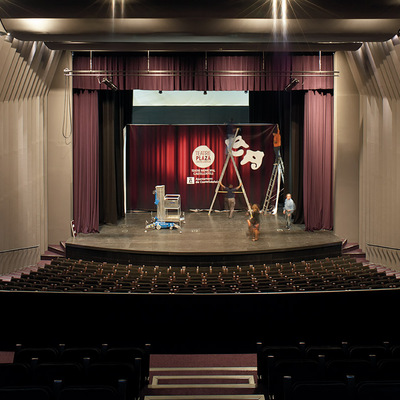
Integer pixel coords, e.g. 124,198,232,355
145,185,185,232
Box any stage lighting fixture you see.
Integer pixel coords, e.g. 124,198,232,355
4,33,13,43
284,78,299,91
158,90,163,94
101,78,118,91
203,90,207,95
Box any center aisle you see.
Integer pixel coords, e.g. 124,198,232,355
141,354,265,400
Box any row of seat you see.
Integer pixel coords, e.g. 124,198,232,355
0,361,135,400
0,343,152,400
257,341,400,367
12,343,150,388
282,378,400,400
1,256,399,293
257,341,400,399
0,385,121,400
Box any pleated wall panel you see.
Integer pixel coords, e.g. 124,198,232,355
0,36,62,273
346,39,400,269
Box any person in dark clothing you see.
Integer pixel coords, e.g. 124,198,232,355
220,181,242,218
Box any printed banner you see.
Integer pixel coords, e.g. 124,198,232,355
127,124,276,210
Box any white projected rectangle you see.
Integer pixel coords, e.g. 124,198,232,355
133,90,249,107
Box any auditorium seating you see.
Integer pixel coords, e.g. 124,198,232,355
257,340,400,399
0,342,148,400
1,255,399,294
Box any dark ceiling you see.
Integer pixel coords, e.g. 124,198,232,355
1,0,400,52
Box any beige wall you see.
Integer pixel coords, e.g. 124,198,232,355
344,40,400,269
333,52,361,244
47,51,73,245
0,96,47,271
0,37,62,273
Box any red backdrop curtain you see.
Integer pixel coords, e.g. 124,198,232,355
303,91,334,231
127,124,275,210
73,90,99,233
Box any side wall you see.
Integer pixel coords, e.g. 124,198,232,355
0,37,63,273
47,52,73,244
333,52,361,244
344,40,400,269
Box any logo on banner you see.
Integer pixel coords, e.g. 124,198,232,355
192,145,215,168
225,135,264,170
189,145,216,184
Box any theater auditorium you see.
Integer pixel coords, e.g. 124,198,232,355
0,1,400,399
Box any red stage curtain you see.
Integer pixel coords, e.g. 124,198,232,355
72,53,334,91
303,91,333,231
292,55,334,90
127,124,275,211
73,90,99,233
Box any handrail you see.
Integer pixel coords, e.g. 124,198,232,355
0,245,39,255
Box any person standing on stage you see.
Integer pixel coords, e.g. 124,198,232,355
247,204,261,241
273,126,282,161
220,182,242,218
283,193,296,230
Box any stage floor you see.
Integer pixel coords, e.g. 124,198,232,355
66,211,343,266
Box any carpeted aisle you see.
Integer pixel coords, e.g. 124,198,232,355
142,354,265,400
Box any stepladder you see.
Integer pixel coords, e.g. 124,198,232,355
262,156,284,215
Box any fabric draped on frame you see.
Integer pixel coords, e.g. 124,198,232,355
303,90,334,231
127,124,275,211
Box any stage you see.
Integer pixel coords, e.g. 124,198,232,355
66,211,343,266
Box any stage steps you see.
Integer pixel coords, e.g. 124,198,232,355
143,354,264,400
40,242,66,261
342,241,366,261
